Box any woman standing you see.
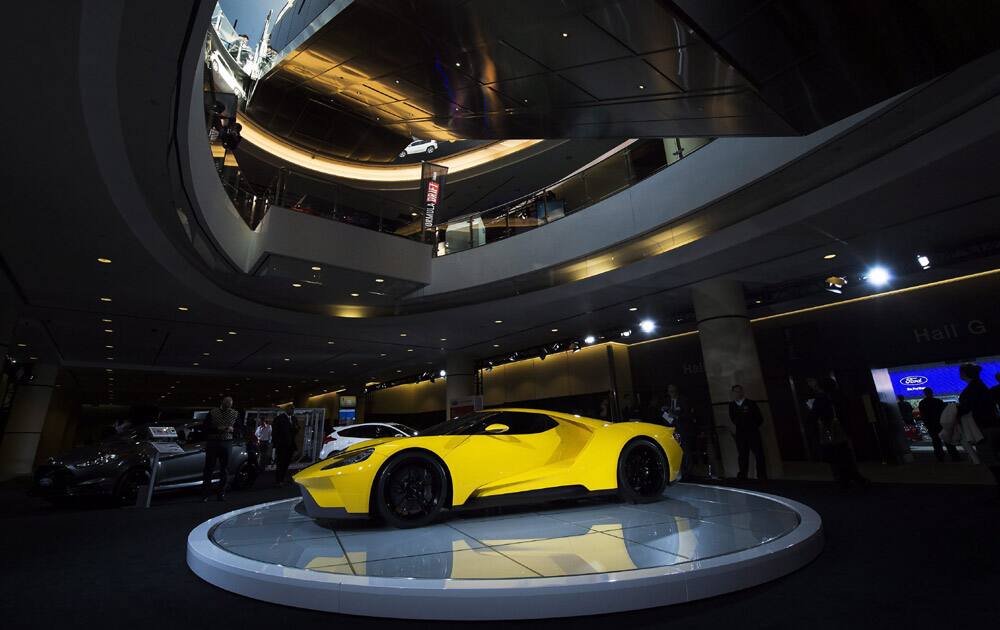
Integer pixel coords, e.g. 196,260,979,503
957,363,1000,493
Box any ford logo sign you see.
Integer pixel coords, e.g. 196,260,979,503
900,375,928,386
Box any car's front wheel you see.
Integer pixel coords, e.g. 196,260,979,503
399,151,407,158
114,467,149,506
426,145,435,154
617,439,667,503
374,453,448,528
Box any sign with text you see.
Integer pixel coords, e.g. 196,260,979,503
888,359,1000,398
420,161,448,240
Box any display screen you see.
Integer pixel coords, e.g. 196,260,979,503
888,360,1000,398
338,409,356,424
339,396,357,409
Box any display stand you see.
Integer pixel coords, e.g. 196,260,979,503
135,426,185,508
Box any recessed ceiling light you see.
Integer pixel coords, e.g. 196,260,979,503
329,370,335,374
202,352,210,357
375,278,385,283
104,329,113,334
440,338,447,341
106,357,114,361
216,338,223,342
192,362,199,366
227,331,237,335
350,292,360,297
97,258,112,264
291,283,302,288
310,266,321,271
379,353,387,357
327,340,335,345
99,297,112,302
16,343,26,347
551,328,558,333
29,356,38,360
283,357,290,361
397,369,402,373
823,253,837,260
493,344,500,348
101,318,112,323
629,307,638,312
562,32,568,37
105,369,113,372
455,62,461,67
400,333,407,337
105,345,113,349
177,306,189,311
638,84,645,90
266,367,272,370
494,320,503,324
406,348,414,352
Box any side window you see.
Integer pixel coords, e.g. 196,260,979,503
373,425,395,438
338,426,365,438
355,425,381,439
491,412,557,435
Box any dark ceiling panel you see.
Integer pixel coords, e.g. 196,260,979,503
586,0,697,54
643,44,746,91
559,57,681,100
500,14,634,70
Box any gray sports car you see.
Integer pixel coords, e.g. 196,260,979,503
32,422,256,505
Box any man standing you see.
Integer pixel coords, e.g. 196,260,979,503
897,395,916,426
201,396,238,502
255,418,273,471
272,410,294,485
918,387,959,462
728,385,767,480
663,384,697,476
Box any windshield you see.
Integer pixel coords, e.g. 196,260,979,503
417,411,498,437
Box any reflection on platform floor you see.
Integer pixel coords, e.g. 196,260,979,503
208,484,799,579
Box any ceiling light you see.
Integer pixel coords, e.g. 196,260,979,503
865,266,891,287
106,357,114,361
494,320,503,324
584,335,596,345
493,344,500,348
216,338,223,342
379,353,386,357
407,348,414,352
375,278,385,283
16,343,26,347
628,307,638,312
291,283,302,288
228,331,237,335
571,341,581,353
400,333,407,337
102,318,112,323
455,62,461,67
203,352,210,356
29,356,38,360
825,276,848,294
104,329,113,334
620,330,632,337
755,299,762,304
310,266,321,271
823,253,837,260
562,32,568,37
177,306,189,311
439,370,447,377
638,84,645,90
283,358,290,361
639,320,656,334
99,297,112,302
105,345,113,349
917,254,931,269
97,258,112,264
350,293,360,297
439,338,447,342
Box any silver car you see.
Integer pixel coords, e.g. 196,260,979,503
32,422,256,505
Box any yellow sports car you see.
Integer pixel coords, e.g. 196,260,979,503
294,408,683,528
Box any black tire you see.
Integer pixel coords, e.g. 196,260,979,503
114,468,149,506
373,452,448,528
617,439,668,503
231,462,257,490
426,145,435,154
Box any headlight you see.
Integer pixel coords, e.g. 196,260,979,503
322,447,374,470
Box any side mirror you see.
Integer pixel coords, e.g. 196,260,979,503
484,423,509,435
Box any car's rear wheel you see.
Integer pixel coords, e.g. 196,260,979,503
374,453,448,528
114,467,149,506
426,145,435,154
617,439,667,503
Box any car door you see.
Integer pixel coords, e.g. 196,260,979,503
156,424,207,486
442,411,562,504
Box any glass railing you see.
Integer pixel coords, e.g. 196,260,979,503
428,137,711,256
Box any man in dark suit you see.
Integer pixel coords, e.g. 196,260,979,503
918,387,959,462
272,410,295,485
728,385,767,480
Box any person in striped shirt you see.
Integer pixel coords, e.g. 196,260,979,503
201,397,238,501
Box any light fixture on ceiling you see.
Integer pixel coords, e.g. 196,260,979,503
283,357,290,362
550,328,558,333
102,318,112,323
917,254,931,269
865,266,891,287
203,352,210,357
493,344,500,348
177,306,189,311
97,258,112,264
455,62,461,67
310,266,321,271
228,331,237,335
291,283,302,288
639,320,656,334
571,341,582,353
439,370,447,377
823,253,837,260
494,320,503,324
375,278,385,283
440,338,447,342
629,307,638,312
99,297,112,302
400,333,407,337
583,335,596,345
620,330,632,338
825,276,848,294
16,343,26,347
216,338,223,342
638,84,645,90
407,348,414,352
562,32,568,37
103,329,113,334
105,345,113,349
350,292,360,297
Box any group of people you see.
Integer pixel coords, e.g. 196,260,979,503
199,398,300,502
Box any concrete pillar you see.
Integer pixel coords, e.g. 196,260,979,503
692,279,783,479
445,354,476,420
0,363,59,480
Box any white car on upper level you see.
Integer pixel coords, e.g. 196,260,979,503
399,138,438,158
319,422,416,459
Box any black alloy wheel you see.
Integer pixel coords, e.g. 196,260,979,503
617,439,667,503
114,468,149,506
375,453,448,528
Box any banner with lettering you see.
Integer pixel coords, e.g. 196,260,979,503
420,161,448,242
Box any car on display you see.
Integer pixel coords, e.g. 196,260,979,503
398,137,438,158
319,422,416,459
32,422,256,505
293,408,682,528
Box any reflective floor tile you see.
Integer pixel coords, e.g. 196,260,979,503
540,504,682,530
632,497,754,519
339,526,486,565
222,537,349,569
492,531,684,576
215,501,311,529
695,509,799,541
448,513,591,544
354,547,538,579
211,519,336,547
606,518,773,561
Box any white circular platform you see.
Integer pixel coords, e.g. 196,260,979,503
187,483,822,620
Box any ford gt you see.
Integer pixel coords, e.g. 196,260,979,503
293,408,682,528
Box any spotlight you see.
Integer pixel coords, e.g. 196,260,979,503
550,343,561,352
865,266,891,287
485,361,493,372
639,320,656,334
584,335,596,345
620,329,632,338
439,370,447,377
571,341,582,353
917,255,931,269
508,352,518,362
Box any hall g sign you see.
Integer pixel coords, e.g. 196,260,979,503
912,319,987,343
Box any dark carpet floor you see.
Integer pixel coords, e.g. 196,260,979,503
2,474,999,629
